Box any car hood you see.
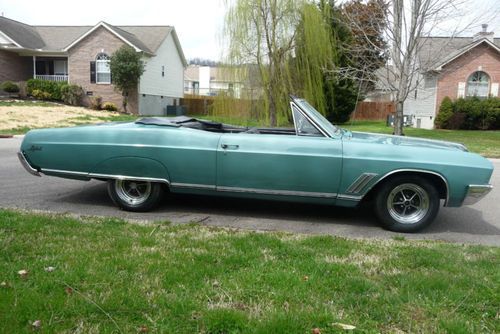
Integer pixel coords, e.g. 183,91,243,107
344,131,468,152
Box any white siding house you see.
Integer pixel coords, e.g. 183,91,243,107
139,30,186,115
403,74,438,129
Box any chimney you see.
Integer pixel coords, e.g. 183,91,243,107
473,23,494,42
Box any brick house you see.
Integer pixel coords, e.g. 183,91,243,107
0,16,187,114
404,25,500,129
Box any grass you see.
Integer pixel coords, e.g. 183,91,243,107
66,113,138,124
0,100,64,107
1,209,499,333
340,120,500,158
0,126,32,136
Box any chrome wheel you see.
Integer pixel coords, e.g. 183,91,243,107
115,180,152,206
387,183,429,225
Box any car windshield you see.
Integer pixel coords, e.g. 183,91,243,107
294,98,340,137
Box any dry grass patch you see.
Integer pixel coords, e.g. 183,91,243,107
0,105,119,130
0,101,137,133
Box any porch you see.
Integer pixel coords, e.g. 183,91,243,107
33,56,68,82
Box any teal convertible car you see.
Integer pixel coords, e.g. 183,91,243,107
18,97,493,232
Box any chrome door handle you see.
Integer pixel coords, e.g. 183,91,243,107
221,144,239,150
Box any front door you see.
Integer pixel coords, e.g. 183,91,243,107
216,132,342,199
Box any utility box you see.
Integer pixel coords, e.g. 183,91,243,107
387,114,413,127
166,105,186,116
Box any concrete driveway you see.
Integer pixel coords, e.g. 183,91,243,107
1,136,499,246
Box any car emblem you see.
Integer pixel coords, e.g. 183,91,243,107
28,145,43,152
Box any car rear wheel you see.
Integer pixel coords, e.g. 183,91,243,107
374,175,440,232
107,179,164,212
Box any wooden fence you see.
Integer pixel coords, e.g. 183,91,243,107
352,101,395,120
180,96,215,115
180,97,395,121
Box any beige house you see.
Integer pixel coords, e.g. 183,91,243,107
0,16,187,114
184,65,245,98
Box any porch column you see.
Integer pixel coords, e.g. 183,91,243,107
32,56,36,79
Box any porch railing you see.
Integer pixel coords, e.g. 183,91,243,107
34,75,68,82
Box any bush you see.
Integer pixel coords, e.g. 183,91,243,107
26,79,65,100
31,89,52,100
60,84,84,106
102,102,118,111
434,96,453,129
1,81,20,93
435,96,500,130
89,96,103,110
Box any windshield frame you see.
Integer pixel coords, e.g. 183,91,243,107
291,97,341,138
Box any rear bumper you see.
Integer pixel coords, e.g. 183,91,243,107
17,151,41,177
463,184,493,205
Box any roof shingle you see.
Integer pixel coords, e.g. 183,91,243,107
0,16,173,54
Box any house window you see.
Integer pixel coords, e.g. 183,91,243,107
466,71,489,98
96,53,111,84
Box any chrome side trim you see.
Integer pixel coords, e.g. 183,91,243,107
89,173,170,185
365,169,450,206
171,182,216,190
42,168,88,177
217,186,337,198
40,168,170,184
463,184,493,205
337,194,363,201
346,173,378,194
17,151,41,177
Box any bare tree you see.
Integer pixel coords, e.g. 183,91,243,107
338,0,498,135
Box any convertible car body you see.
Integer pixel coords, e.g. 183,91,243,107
18,97,493,232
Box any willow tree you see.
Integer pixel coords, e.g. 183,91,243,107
293,2,334,115
223,0,335,126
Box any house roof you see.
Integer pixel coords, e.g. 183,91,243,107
34,26,91,50
417,36,500,71
0,16,45,49
0,16,184,62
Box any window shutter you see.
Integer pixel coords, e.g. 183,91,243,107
491,83,499,97
457,82,465,98
90,61,96,83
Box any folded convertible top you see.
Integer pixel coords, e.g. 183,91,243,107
135,116,244,132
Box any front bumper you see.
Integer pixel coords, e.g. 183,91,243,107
17,151,41,177
463,184,493,205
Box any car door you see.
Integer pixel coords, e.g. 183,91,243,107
216,105,343,199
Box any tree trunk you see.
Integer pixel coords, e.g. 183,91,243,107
269,90,277,127
393,100,404,136
122,90,128,113
267,71,278,127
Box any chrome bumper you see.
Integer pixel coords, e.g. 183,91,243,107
463,184,493,205
17,151,41,177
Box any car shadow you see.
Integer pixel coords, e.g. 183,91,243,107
56,181,500,236
164,193,377,227
424,207,500,236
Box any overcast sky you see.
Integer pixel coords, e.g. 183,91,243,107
0,0,226,60
0,0,498,61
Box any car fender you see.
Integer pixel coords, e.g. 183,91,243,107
90,156,171,184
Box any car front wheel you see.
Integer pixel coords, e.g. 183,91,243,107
374,175,440,232
107,179,164,212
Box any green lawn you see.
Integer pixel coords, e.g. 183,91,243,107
1,210,498,333
0,101,64,107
